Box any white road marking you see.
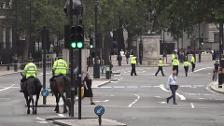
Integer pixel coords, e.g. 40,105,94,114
198,98,205,100
57,114,66,117
154,96,162,98
0,84,15,92
158,101,166,104
189,67,213,74
36,117,48,124
128,94,140,108
176,93,186,101
190,103,195,108
95,100,109,103
159,84,186,101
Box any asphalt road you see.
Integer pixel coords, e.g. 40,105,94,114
0,61,224,126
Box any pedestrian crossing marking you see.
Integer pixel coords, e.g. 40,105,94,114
97,85,206,89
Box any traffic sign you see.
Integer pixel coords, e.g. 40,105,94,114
41,89,49,97
94,105,105,116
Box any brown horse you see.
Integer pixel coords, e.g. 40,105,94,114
50,75,70,114
21,77,42,114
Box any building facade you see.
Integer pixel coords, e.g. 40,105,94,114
0,0,15,63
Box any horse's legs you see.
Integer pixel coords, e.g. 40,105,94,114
30,95,35,114
34,93,40,114
27,97,32,114
61,93,68,113
55,93,60,113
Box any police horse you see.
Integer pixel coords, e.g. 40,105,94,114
20,74,42,114
50,75,71,114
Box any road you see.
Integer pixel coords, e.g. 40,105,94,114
0,62,224,126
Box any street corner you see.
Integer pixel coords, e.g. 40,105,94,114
52,118,127,126
209,81,224,94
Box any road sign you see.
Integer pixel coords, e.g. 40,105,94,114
94,105,105,116
41,89,49,97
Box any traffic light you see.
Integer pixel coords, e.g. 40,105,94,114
70,25,84,49
90,38,94,48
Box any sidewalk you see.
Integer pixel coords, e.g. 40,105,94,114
209,81,224,94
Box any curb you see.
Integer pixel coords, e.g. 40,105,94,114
208,82,224,94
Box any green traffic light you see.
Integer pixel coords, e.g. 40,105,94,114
90,45,93,48
71,42,77,48
77,42,83,48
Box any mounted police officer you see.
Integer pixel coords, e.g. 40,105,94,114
20,58,41,92
50,55,69,85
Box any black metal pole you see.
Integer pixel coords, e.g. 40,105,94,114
218,24,223,88
43,49,47,104
69,0,75,118
78,49,82,119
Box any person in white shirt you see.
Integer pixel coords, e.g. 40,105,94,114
166,70,178,105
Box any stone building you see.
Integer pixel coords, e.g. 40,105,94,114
0,0,15,63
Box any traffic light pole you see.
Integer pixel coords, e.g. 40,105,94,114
69,0,75,118
78,49,82,119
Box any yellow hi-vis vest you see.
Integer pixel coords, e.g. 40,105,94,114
172,59,179,66
23,62,38,79
130,56,137,64
158,60,164,66
183,61,191,67
52,59,68,76
191,56,195,64
171,54,176,60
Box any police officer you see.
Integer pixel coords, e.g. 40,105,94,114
191,55,196,72
172,57,179,76
183,59,191,77
50,56,69,84
130,54,137,76
155,58,165,76
20,58,40,92
171,51,177,62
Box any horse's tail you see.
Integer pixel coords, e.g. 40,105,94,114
26,77,42,95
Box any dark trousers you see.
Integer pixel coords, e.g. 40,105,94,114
167,85,178,104
184,66,189,77
191,62,195,72
155,66,165,76
131,64,137,76
172,65,179,76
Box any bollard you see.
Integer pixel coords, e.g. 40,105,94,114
7,64,10,71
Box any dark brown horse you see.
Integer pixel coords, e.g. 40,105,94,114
21,77,42,114
50,75,70,114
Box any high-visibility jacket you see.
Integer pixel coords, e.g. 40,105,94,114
183,61,191,67
23,62,38,79
52,59,68,76
158,59,164,66
171,54,176,60
130,56,137,64
191,56,195,64
172,59,179,66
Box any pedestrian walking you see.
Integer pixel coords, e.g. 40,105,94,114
183,59,191,77
191,55,196,72
212,60,219,81
125,51,130,64
155,58,165,76
117,54,122,66
166,70,178,105
130,54,137,76
172,57,179,76
83,73,95,105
